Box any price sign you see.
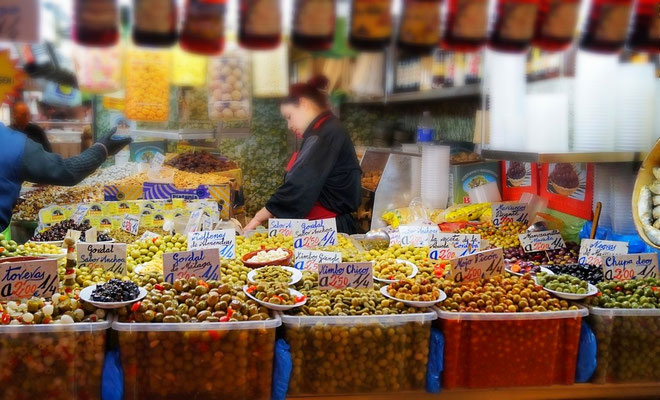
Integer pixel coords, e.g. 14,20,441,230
450,248,504,282
398,225,441,247
201,214,213,232
0,0,38,42
429,232,481,257
579,239,629,266
150,152,165,172
491,203,529,226
140,231,161,241
187,229,236,259
76,243,127,275
184,209,204,234
121,214,140,235
293,218,337,249
318,262,373,290
519,230,565,253
163,249,221,284
85,227,97,243
70,204,90,225
601,253,659,281
294,249,341,271
0,258,58,300
269,218,308,237
429,245,460,261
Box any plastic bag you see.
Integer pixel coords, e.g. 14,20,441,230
102,349,123,400
426,327,444,393
579,221,657,255
575,321,597,383
271,338,292,400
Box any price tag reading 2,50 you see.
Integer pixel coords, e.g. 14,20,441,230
450,248,504,283
318,262,373,290
601,253,659,281
518,230,565,253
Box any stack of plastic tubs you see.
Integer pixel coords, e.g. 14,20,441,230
0,320,110,400
436,307,587,388
588,307,660,383
282,312,436,395
113,315,280,400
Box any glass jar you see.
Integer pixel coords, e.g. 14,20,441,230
132,0,178,47
398,0,442,54
180,0,227,55
441,0,488,51
292,0,336,51
627,0,660,52
239,0,282,50
532,0,580,51
73,0,119,47
579,0,634,53
488,0,540,52
350,0,393,51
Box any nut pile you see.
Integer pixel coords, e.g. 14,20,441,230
458,222,527,249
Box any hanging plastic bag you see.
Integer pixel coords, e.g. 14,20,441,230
73,44,122,94
207,45,251,122
125,46,172,122
575,321,597,383
271,338,292,400
172,45,207,87
251,43,288,98
426,327,444,393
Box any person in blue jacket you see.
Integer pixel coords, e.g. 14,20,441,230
0,124,131,231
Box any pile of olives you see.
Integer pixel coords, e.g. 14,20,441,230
458,222,527,249
536,272,590,294
438,275,576,313
248,282,298,305
0,234,22,258
19,242,62,256
374,259,413,280
252,266,292,283
127,233,187,268
587,278,659,309
31,220,112,242
356,245,430,263
546,263,603,285
1,294,105,325
387,278,441,302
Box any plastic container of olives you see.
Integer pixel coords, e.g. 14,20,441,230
587,307,660,384
113,315,281,400
0,320,110,400
435,306,587,389
282,312,436,395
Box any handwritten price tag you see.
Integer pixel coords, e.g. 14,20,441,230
76,243,127,275
318,262,373,290
184,209,204,234
601,253,659,281
201,214,214,231
269,218,308,237
519,230,565,253
293,218,337,249
140,231,161,241
430,232,481,257
0,258,58,300
121,214,140,235
579,239,629,266
450,248,504,282
70,204,90,225
491,203,529,226
398,225,440,247
187,229,236,259
429,245,460,261
294,249,341,271
163,249,221,284
0,0,38,42
150,152,165,172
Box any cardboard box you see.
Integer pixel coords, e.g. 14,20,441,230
540,163,594,220
449,161,500,205
501,161,540,201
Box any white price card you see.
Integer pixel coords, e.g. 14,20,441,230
294,249,341,271
187,229,236,259
76,243,127,275
0,0,39,42
398,225,441,247
579,239,628,266
201,214,213,232
121,214,140,235
85,227,97,243
318,262,373,290
450,248,505,283
293,218,337,249
184,209,204,234
163,249,221,284
519,230,565,253
269,218,307,237
140,231,161,242
150,152,165,172
429,245,460,261
0,258,58,300
601,253,659,281
491,203,529,226
429,232,481,257
70,204,90,225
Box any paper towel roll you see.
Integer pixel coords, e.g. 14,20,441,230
421,145,450,209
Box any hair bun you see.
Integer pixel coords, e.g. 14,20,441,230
308,75,329,91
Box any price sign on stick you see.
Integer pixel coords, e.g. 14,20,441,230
0,258,58,300
76,243,127,275
318,262,373,290
399,225,440,247
293,219,337,249
187,230,236,259
601,253,659,281
519,230,565,253
294,249,341,271
71,204,90,224
429,232,481,257
429,245,460,261
150,152,165,172
184,209,204,234
269,219,308,237
578,239,628,266
491,203,529,226
450,248,504,283
163,249,221,284
121,214,140,235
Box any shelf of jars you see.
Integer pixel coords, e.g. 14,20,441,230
346,84,482,105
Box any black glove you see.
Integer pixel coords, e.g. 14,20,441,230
97,127,132,156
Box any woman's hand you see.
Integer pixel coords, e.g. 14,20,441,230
244,207,275,231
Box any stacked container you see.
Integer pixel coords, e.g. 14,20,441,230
114,316,280,400
588,307,660,383
282,312,436,394
437,307,586,388
0,320,110,400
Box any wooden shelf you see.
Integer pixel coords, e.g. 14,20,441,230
346,85,481,105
